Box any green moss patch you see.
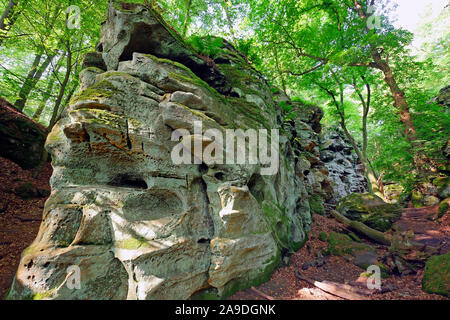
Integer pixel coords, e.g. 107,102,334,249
422,252,450,297
309,194,325,215
337,193,401,232
324,232,374,257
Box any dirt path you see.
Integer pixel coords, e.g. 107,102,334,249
394,206,450,254
230,207,449,300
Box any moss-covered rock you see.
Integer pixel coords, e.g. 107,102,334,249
412,190,424,208
433,177,450,199
324,232,375,257
437,198,450,219
309,194,325,215
422,252,450,297
383,184,404,204
14,181,36,200
337,193,401,232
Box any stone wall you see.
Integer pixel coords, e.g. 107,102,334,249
319,126,367,202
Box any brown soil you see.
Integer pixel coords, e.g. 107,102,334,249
230,211,449,300
0,157,52,298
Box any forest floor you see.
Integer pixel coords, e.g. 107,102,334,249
0,157,52,299
231,208,450,300
0,155,448,300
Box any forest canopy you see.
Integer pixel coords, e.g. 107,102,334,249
0,0,448,190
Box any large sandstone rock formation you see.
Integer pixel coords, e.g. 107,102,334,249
7,2,336,300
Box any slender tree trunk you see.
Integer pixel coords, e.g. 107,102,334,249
61,82,77,111
182,0,192,37
35,48,72,178
0,0,21,45
318,77,375,194
33,62,62,121
273,46,288,95
221,0,237,46
48,48,72,130
14,52,42,110
352,76,375,193
15,53,55,111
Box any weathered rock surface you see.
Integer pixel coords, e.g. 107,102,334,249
0,97,48,169
7,2,335,300
319,126,367,201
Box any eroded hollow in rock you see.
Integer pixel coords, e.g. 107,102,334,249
248,173,265,203
108,174,148,189
118,22,230,95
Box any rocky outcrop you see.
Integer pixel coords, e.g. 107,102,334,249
319,126,367,201
0,97,48,169
7,2,335,300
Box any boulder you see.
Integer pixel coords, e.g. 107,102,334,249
422,252,450,297
337,193,401,232
14,181,36,200
433,177,450,199
383,183,404,204
423,195,440,207
0,97,48,169
324,231,375,257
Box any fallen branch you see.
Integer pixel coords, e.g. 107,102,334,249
294,270,370,300
250,287,275,300
330,210,392,246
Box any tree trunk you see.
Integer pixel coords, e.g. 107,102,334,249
352,76,375,193
15,53,55,111
330,210,391,246
370,49,418,142
182,0,192,37
221,0,237,46
273,46,288,95
0,0,21,45
33,62,62,121
48,48,72,130
353,0,429,174
35,49,72,178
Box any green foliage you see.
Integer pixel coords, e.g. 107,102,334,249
186,35,223,58
318,231,327,242
0,0,447,194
